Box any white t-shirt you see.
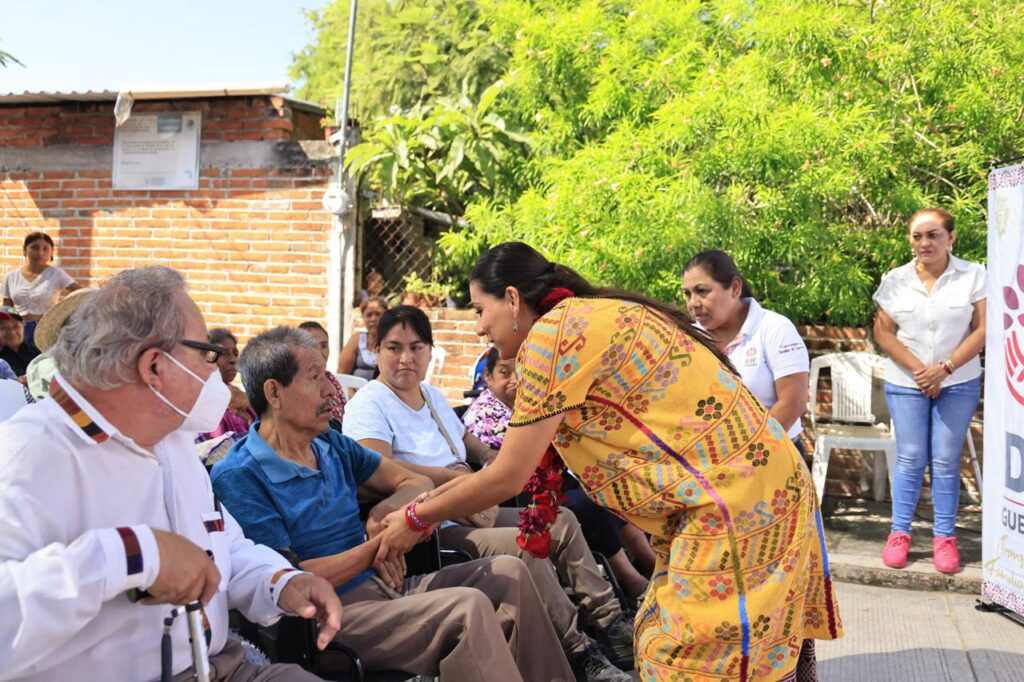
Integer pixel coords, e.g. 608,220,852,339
342,379,467,468
2,267,74,316
872,255,986,388
717,299,810,439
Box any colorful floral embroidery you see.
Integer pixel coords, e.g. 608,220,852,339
746,441,770,467
707,575,734,600
696,396,724,421
556,354,581,380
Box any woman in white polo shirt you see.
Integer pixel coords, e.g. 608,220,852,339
682,249,810,453
873,207,986,575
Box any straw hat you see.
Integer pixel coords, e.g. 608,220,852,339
34,288,97,352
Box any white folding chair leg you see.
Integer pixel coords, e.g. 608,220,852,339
883,443,896,502
966,431,982,501
871,450,889,502
811,439,830,504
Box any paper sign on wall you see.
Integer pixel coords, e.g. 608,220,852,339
112,112,201,190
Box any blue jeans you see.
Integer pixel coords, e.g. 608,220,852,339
885,377,980,537
23,320,37,349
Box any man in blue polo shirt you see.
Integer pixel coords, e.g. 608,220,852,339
211,326,573,682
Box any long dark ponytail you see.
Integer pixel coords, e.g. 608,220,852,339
470,242,736,372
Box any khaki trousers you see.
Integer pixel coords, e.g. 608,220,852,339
336,555,574,682
439,507,621,655
172,639,322,682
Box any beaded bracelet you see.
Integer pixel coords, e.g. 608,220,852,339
404,503,432,538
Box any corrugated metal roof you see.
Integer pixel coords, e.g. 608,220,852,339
0,89,120,104
0,83,322,110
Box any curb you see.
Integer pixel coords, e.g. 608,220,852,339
828,553,982,595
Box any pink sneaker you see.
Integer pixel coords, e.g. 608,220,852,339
933,536,961,574
882,531,911,568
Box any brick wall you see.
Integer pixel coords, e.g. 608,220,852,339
0,96,337,341
414,310,983,503
427,308,491,399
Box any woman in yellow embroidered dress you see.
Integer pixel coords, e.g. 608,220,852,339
382,242,841,682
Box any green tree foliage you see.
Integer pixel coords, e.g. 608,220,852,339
291,0,509,120
299,0,1024,325
344,80,530,215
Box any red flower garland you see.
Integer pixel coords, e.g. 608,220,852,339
515,286,575,558
517,446,566,558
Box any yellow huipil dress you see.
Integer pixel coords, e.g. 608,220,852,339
510,298,842,682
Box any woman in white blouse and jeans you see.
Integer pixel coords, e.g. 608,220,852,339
873,208,986,575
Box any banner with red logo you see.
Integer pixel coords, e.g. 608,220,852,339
983,163,1024,617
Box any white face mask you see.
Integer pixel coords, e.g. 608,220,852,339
149,351,232,433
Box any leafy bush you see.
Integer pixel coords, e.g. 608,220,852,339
344,81,531,216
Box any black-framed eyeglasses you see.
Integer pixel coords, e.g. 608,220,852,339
179,339,228,364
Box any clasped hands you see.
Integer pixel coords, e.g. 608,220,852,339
912,363,948,398
363,490,443,593
370,477,472,579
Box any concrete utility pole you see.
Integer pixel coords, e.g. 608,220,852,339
327,0,360,369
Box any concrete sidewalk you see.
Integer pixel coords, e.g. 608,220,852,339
822,499,983,594
819,582,1024,681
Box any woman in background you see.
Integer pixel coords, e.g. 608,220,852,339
198,328,255,442
2,232,81,347
873,208,985,575
339,296,388,380
299,320,347,427
683,249,810,454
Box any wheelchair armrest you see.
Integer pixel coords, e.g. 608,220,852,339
439,548,475,567
317,637,366,682
591,551,632,614
278,616,365,682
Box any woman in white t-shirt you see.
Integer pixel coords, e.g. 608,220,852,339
872,208,986,576
683,249,810,452
2,232,80,347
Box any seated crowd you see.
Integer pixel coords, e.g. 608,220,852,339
0,263,649,682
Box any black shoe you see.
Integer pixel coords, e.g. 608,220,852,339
595,616,634,666
571,642,633,682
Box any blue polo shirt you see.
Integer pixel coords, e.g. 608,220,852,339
210,423,382,594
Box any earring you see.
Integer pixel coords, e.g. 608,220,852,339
513,318,519,334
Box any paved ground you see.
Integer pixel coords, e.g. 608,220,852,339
818,581,1024,681
822,498,983,593
816,499,1024,680
622,497,1015,681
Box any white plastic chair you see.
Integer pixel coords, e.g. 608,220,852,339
426,344,447,385
334,373,368,400
0,379,29,422
809,352,895,503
